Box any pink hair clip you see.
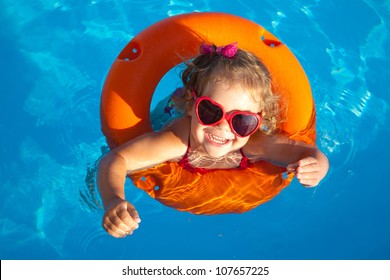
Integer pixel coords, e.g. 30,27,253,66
200,42,238,58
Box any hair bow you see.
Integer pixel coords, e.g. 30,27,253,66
200,42,238,58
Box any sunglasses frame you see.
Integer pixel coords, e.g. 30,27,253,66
193,94,262,138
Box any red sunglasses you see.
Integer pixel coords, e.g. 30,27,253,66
193,92,262,137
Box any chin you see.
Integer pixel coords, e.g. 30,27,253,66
204,138,234,158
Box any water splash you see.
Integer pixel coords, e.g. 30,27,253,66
77,142,108,212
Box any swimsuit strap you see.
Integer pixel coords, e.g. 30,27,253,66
239,149,250,169
177,140,209,174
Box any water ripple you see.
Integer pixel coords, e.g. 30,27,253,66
62,217,108,259
316,86,389,171
292,0,390,176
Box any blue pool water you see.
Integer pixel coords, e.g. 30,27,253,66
1,0,389,260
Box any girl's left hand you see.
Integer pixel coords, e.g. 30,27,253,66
286,157,323,187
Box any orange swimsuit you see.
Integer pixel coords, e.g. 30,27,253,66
130,154,292,215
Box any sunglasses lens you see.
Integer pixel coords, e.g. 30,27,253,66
232,114,259,137
198,100,223,124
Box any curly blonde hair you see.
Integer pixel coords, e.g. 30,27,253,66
174,45,281,135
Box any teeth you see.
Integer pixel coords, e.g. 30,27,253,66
209,134,229,144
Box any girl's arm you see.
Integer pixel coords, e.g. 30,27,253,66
97,117,189,237
98,151,140,238
244,133,329,187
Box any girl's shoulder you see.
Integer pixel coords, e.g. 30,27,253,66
243,131,285,160
112,117,191,171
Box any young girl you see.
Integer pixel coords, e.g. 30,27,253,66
98,43,329,238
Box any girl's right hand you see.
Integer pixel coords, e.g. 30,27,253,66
102,198,141,238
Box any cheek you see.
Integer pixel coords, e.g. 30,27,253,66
233,136,250,148
190,117,204,141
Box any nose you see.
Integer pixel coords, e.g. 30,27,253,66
216,118,232,133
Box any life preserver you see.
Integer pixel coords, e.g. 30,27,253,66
100,12,316,215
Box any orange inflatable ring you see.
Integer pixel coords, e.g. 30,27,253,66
100,12,316,215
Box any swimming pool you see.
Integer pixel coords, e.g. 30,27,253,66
1,0,389,260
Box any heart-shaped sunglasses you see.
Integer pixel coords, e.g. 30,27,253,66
193,90,262,137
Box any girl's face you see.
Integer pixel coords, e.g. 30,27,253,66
189,82,260,158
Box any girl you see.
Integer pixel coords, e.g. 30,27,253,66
98,43,329,238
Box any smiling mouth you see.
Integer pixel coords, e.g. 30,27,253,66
206,133,232,145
